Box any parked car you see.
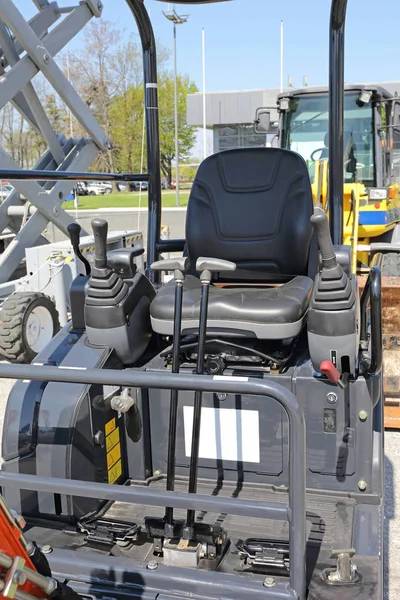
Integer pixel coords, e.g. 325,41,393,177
75,182,88,196
86,181,112,196
0,184,14,202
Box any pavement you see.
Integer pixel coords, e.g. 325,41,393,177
0,364,398,598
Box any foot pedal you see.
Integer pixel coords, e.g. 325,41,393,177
79,516,140,546
236,538,290,571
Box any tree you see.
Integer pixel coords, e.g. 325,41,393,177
66,20,170,189
158,72,198,194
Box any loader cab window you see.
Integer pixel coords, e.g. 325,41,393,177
281,92,375,187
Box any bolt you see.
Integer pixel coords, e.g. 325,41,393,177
147,560,158,570
358,410,368,422
217,392,228,401
43,53,49,64
154,470,161,476
93,430,105,446
263,577,276,588
358,480,367,491
13,571,27,586
41,545,53,554
326,392,338,404
53,206,60,216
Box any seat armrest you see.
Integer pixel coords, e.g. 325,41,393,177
107,247,144,279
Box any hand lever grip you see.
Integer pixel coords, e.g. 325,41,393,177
151,257,189,273
320,360,341,384
67,222,91,275
196,257,237,273
310,208,338,269
67,222,81,249
91,218,108,269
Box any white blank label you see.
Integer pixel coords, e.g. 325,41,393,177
183,406,260,463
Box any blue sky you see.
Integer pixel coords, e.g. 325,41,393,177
42,0,400,92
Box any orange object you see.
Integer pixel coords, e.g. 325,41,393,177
0,495,49,599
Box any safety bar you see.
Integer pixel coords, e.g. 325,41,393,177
0,364,306,600
329,0,348,245
359,265,383,376
0,169,149,182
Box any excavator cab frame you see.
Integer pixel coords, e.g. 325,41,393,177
0,1,386,600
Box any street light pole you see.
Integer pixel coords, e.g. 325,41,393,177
173,23,180,207
280,20,284,93
163,6,189,207
202,28,207,160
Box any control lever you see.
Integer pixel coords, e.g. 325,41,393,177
91,218,108,270
320,361,349,389
310,207,338,270
67,222,91,275
151,257,189,538
183,256,236,540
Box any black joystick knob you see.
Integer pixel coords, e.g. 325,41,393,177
92,218,108,270
310,208,338,270
67,222,91,275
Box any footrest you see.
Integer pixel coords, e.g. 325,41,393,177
78,516,140,545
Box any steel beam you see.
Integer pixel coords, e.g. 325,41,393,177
0,0,108,150
0,141,95,283
0,21,64,164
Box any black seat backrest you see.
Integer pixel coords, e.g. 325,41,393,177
185,147,314,281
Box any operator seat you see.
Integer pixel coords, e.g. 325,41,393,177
150,147,315,339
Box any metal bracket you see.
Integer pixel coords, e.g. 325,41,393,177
85,0,103,18
322,548,360,585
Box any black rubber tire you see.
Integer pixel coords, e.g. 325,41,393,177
381,253,400,277
0,293,60,363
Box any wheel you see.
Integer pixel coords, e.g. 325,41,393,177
381,253,400,276
0,293,60,363
105,188,112,194
89,191,96,196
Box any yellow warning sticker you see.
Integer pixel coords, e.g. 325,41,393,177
105,418,116,437
108,459,122,484
107,443,121,470
106,427,120,453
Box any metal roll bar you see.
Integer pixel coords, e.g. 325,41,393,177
360,264,383,376
0,364,307,600
329,0,348,245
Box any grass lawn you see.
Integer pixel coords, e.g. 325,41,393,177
62,190,189,210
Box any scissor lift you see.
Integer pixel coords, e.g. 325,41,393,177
0,0,142,362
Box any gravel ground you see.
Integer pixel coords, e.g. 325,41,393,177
0,365,397,598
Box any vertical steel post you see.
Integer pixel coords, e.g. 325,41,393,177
329,0,348,244
126,0,162,283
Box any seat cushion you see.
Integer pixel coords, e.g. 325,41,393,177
150,275,313,339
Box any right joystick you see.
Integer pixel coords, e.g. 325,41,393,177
307,208,358,376
310,208,338,270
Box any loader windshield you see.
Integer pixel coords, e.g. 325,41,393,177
281,92,375,186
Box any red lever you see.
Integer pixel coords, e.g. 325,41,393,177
320,360,341,384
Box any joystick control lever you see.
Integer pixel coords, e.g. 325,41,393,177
307,208,359,376
91,218,109,271
310,208,338,270
85,218,155,365
67,222,90,275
